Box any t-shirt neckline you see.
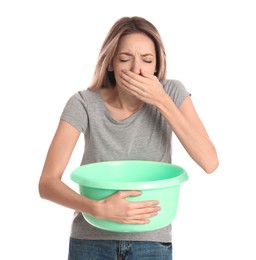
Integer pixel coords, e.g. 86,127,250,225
95,89,147,125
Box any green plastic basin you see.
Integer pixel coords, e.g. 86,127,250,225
70,160,188,232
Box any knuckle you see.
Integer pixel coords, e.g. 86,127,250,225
126,211,133,217
122,218,130,224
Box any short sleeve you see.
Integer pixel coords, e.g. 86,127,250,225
161,79,191,108
60,91,88,133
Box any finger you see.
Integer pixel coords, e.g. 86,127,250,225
120,73,140,87
124,210,159,224
140,69,155,79
130,206,161,215
120,70,145,85
122,218,151,224
135,211,159,220
133,200,160,208
120,78,146,98
116,191,160,206
116,190,142,199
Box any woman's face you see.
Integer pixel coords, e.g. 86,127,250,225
111,33,157,87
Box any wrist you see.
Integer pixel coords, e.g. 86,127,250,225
155,92,170,110
89,199,104,219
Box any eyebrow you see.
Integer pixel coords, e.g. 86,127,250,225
118,52,154,57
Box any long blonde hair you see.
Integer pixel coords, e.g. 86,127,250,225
89,16,167,90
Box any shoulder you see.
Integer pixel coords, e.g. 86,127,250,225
61,89,97,133
70,89,90,102
67,89,100,107
160,79,186,92
160,79,191,107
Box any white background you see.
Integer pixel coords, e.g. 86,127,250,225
1,0,255,259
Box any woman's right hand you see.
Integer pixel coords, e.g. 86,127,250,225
91,190,161,224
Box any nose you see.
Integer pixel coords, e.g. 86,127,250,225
130,60,141,74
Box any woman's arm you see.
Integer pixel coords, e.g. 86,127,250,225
38,120,160,223
38,120,95,212
157,95,219,173
119,70,219,173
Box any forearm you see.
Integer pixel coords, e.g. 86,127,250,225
39,175,161,224
156,94,218,173
39,176,96,216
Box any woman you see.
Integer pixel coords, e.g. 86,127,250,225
39,16,218,259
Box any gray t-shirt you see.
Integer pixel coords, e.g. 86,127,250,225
61,79,190,242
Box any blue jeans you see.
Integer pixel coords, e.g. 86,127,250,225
68,238,172,259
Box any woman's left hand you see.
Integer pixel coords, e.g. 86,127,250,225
119,69,167,106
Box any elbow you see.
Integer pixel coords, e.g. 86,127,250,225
38,178,48,199
38,182,45,199
203,157,219,174
202,144,219,174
